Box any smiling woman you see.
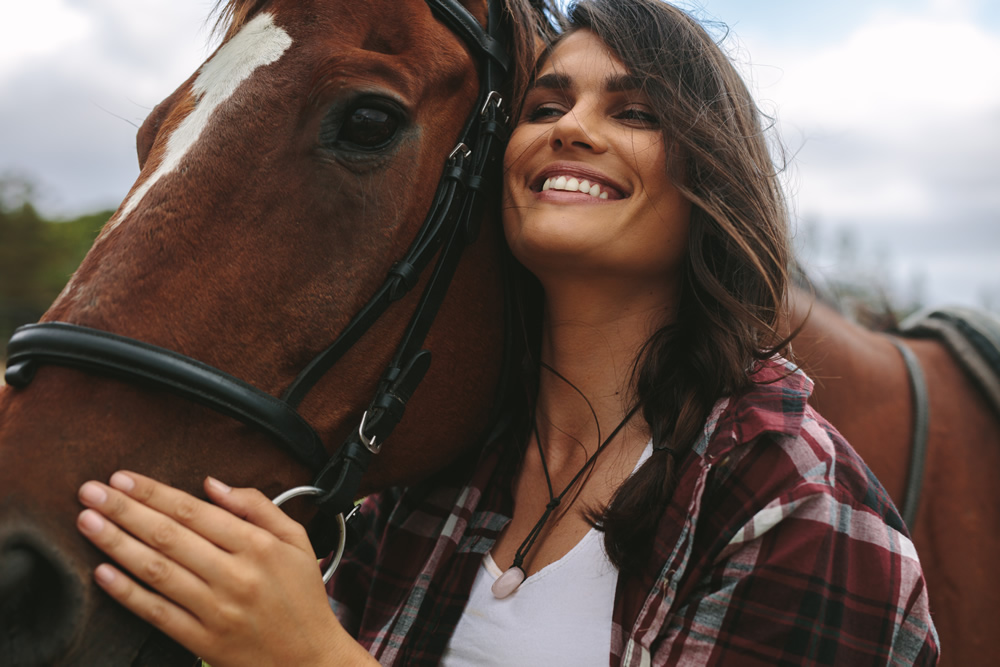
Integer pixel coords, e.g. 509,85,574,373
503,30,691,288
320,1,939,665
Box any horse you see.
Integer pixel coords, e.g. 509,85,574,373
0,0,544,664
2,1,997,665
785,287,1000,666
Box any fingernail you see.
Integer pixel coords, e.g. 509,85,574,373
79,510,105,534
207,477,231,493
79,482,107,505
95,564,117,585
109,472,135,492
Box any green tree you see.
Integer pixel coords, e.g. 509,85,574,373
0,178,109,346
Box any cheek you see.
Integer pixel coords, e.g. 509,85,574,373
503,123,547,174
501,127,539,238
503,126,527,172
633,137,669,174
500,179,522,251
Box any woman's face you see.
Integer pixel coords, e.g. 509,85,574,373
502,29,691,288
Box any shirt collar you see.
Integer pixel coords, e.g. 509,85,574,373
699,356,814,461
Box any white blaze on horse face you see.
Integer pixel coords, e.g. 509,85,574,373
109,13,293,230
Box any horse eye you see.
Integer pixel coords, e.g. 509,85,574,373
337,106,400,150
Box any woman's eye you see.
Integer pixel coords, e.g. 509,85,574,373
525,105,564,122
617,108,659,126
335,106,400,150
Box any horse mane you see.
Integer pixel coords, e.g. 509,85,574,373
211,0,268,41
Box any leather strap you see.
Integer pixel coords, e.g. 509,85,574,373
5,322,328,471
428,0,511,73
281,0,510,411
310,4,511,512
280,165,464,408
885,336,930,530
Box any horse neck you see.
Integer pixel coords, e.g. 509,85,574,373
784,286,901,384
783,286,912,499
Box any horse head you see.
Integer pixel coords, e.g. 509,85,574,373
0,0,539,663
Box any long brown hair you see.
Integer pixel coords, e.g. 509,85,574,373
512,0,793,572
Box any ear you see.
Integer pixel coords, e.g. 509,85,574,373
136,84,190,170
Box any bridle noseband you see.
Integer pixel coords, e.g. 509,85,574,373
5,0,512,562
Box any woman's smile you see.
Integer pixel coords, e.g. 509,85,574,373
531,161,627,201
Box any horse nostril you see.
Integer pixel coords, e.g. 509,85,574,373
0,546,35,594
0,539,82,666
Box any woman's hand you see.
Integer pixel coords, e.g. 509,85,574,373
76,472,376,667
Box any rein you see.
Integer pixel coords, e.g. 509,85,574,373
5,0,512,556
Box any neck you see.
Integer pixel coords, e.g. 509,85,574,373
532,276,675,464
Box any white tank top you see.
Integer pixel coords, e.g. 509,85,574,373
441,442,652,666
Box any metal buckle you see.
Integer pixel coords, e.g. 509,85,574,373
480,90,504,117
449,142,472,161
271,485,346,584
358,410,381,454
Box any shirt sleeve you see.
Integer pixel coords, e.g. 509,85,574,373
654,482,939,666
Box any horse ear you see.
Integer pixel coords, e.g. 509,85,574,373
136,85,189,170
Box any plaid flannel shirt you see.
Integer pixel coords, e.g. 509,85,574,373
327,358,939,666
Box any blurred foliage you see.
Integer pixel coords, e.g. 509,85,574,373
0,178,109,347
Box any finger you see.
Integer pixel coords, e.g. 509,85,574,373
78,480,230,583
203,477,313,551
77,508,214,619
91,562,211,657
99,471,257,554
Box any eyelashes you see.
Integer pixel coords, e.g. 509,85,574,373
524,104,564,122
521,103,659,129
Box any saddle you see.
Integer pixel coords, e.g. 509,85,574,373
899,306,1000,419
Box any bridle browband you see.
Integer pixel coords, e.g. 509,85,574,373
5,0,512,552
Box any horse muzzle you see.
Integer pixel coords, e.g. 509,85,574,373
0,526,85,666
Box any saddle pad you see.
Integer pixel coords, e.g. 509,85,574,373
899,306,1000,419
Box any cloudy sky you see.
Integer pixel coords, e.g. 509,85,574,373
1,0,998,309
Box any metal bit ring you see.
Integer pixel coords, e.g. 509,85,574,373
271,485,346,584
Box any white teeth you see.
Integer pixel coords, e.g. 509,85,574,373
539,174,611,199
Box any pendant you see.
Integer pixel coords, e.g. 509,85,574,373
491,565,525,599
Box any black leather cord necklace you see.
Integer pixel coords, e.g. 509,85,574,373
491,403,642,598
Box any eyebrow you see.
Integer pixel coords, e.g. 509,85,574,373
530,72,645,94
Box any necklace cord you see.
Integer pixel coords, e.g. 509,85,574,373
511,403,642,570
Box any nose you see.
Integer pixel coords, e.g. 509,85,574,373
0,534,83,666
548,107,608,153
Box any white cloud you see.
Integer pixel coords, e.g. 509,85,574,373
0,1,94,79
760,14,1000,133
741,8,1000,221
0,1,220,214
734,4,1000,307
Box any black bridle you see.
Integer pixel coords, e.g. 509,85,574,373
5,0,512,547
